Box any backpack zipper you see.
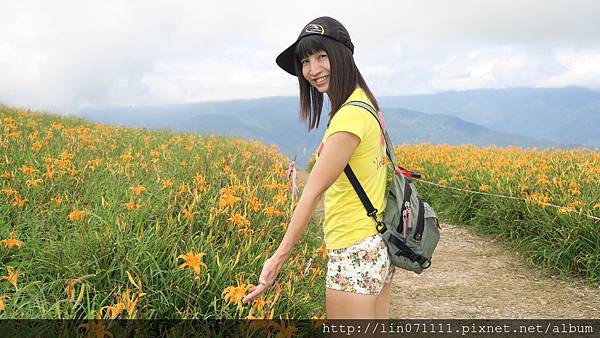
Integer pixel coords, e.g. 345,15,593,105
414,198,426,241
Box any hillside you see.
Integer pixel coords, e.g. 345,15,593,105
0,106,325,320
76,90,563,167
379,86,600,148
380,107,552,148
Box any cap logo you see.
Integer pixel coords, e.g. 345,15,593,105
305,24,325,35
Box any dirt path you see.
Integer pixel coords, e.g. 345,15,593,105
391,222,600,318
297,170,600,318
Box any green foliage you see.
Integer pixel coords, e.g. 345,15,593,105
399,144,600,285
0,107,326,319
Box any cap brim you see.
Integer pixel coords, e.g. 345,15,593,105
276,41,298,76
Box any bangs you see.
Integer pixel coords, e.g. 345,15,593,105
294,35,326,61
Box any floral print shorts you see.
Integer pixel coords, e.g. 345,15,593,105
326,233,396,295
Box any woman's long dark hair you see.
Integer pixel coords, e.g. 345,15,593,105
294,35,380,131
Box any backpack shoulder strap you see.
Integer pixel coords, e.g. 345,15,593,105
342,101,399,170
340,100,396,227
343,165,380,225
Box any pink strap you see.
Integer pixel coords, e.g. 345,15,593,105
377,110,386,145
287,160,298,199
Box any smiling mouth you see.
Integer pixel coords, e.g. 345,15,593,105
314,75,328,85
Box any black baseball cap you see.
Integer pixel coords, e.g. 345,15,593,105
276,16,354,76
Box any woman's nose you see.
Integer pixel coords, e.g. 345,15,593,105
309,61,322,76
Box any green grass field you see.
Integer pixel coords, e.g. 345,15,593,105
0,107,326,320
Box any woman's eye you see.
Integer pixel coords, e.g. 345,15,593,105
319,54,328,59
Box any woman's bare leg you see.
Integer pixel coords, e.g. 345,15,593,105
326,288,378,319
374,282,392,319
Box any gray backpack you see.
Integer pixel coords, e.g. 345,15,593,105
342,101,441,274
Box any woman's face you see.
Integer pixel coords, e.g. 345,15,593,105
301,51,330,93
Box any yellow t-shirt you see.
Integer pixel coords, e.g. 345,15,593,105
316,87,387,249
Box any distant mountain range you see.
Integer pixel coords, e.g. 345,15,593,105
74,86,599,168
379,86,600,147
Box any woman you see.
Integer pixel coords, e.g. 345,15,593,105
243,16,394,319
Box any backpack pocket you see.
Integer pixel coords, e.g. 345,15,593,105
381,196,441,273
412,202,441,269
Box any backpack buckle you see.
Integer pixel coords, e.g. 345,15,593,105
367,209,383,232
376,221,386,233
367,209,378,217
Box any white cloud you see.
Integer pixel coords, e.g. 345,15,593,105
537,48,600,89
1,0,600,112
138,47,294,105
427,47,546,91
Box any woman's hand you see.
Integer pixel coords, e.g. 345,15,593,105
243,255,285,303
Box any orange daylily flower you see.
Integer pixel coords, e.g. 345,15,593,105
86,159,103,170
119,288,145,317
228,214,250,228
0,296,11,311
78,321,114,338
12,197,26,208
252,298,268,314
130,185,145,197
245,310,260,320
54,196,63,205
177,251,208,275
21,166,38,175
162,179,173,188
263,207,284,217
68,210,87,221
525,193,551,207
65,279,75,301
314,247,328,259
194,174,207,191
26,178,43,187
559,206,575,214
121,153,132,162
248,196,262,212
219,189,240,209
182,209,196,221
123,201,142,210
309,267,321,282
222,284,251,305
60,151,74,160
537,176,550,185
271,321,298,338
0,266,25,289
44,169,55,179
238,228,255,235
99,303,125,319
273,193,288,206
1,189,17,197
264,182,280,190
1,236,24,250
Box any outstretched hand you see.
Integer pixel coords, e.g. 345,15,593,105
243,256,284,303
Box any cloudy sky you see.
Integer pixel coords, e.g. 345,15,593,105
2,0,600,113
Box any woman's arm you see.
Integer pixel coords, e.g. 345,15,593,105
243,131,360,303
